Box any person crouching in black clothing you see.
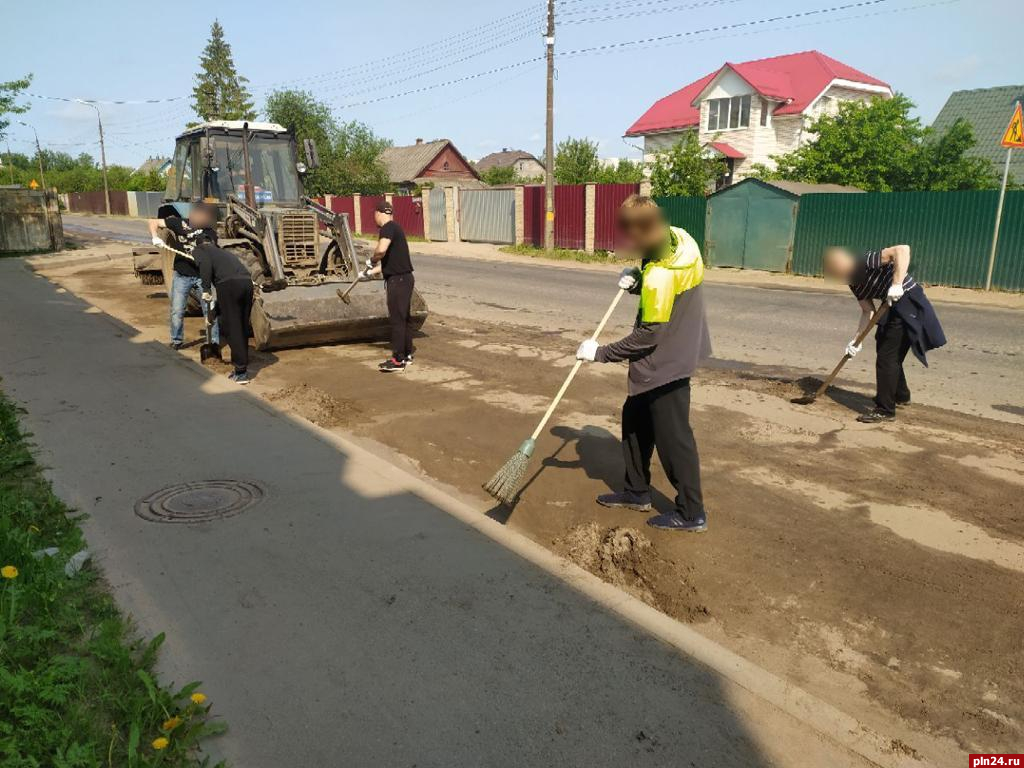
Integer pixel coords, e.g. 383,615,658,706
194,242,255,385
367,201,415,373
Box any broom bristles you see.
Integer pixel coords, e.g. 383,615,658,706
483,449,532,505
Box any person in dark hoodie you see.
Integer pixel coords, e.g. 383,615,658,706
823,245,946,423
194,241,255,386
575,195,712,533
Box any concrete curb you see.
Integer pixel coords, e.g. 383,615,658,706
39,266,929,768
25,250,132,271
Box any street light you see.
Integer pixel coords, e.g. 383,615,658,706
76,99,111,215
15,120,46,190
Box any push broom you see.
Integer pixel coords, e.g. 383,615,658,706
484,287,627,505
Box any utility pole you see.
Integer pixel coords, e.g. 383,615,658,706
16,120,46,190
4,141,13,184
78,100,111,215
544,0,555,253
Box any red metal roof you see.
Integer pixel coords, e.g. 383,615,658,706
706,142,745,159
625,50,890,136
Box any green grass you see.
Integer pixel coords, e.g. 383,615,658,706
498,244,633,265
0,391,226,768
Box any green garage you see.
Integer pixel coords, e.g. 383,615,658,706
705,179,862,272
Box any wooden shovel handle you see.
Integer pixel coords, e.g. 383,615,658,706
812,302,890,400
530,288,626,441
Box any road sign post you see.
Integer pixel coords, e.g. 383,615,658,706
986,101,1023,291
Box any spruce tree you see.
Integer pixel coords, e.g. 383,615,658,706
191,21,255,122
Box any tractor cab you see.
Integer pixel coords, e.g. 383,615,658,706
163,121,304,215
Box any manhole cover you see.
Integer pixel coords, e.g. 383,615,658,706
135,480,265,524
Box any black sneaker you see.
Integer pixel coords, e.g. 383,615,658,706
896,397,911,408
596,491,653,512
646,512,708,533
379,358,406,373
229,371,250,386
169,342,183,351
857,409,895,424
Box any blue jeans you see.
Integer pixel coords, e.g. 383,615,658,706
170,272,219,345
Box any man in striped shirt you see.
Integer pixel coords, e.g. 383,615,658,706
824,245,946,424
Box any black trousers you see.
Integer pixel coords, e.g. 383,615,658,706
874,313,912,415
216,278,254,374
622,378,704,521
385,273,416,360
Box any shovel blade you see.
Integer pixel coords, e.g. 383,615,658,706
790,395,818,406
200,343,222,363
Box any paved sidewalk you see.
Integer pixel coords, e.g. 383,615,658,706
0,257,887,767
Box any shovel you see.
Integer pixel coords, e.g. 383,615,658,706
792,303,889,406
200,299,222,363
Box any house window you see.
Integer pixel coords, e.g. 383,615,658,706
443,160,450,171
707,95,751,131
760,98,770,126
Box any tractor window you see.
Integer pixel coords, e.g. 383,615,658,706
210,135,299,205
166,140,192,200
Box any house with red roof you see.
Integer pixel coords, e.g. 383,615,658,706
626,50,892,186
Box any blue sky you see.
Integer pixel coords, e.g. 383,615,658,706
3,0,1017,167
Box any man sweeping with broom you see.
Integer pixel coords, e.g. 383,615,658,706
576,195,711,532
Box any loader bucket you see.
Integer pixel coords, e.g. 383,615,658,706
249,281,428,351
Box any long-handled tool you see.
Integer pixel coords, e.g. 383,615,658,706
199,299,222,363
484,288,627,505
336,271,365,305
791,302,889,406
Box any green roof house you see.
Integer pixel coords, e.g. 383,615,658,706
932,85,1024,182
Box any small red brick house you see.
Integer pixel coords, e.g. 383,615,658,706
381,138,481,193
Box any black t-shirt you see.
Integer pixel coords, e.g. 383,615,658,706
379,220,412,278
194,242,251,292
164,216,217,278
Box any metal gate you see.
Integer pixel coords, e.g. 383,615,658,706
428,188,447,242
459,189,515,244
706,180,797,271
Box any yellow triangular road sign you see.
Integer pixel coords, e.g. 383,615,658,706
28,179,39,189
1001,103,1024,148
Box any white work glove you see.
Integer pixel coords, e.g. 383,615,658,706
886,283,905,305
365,258,375,271
576,339,599,362
201,292,213,304
152,236,164,248
618,267,641,291
845,340,862,358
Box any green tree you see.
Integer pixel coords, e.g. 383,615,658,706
263,89,391,195
752,94,997,192
650,132,726,197
554,137,601,184
0,74,31,141
192,21,255,122
479,165,519,186
596,158,645,184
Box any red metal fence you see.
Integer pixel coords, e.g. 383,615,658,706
554,185,586,250
359,195,385,235
67,190,128,216
594,183,641,251
523,186,546,247
392,196,424,239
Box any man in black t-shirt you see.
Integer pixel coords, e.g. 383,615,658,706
368,201,415,373
194,242,255,385
147,202,220,350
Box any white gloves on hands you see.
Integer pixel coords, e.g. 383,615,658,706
365,258,375,271
152,236,165,248
845,340,862,358
887,283,905,305
618,267,641,291
201,292,213,304
576,339,599,362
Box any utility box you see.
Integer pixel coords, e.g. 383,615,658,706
0,188,64,253
705,179,862,272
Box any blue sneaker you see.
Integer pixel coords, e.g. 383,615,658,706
646,512,707,533
229,371,250,386
596,491,653,512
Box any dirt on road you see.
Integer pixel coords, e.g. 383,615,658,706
36,254,1024,762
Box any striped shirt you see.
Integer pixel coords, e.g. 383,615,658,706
849,249,916,301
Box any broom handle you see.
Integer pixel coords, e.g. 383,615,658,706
530,288,626,441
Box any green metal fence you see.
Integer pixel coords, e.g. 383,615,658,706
656,196,707,250
792,190,1024,291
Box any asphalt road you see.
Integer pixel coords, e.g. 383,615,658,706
63,214,1024,422
0,257,877,767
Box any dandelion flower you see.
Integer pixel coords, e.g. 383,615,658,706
161,716,182,731
1,565,18,579
152,737,169,750
190,692,207,704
